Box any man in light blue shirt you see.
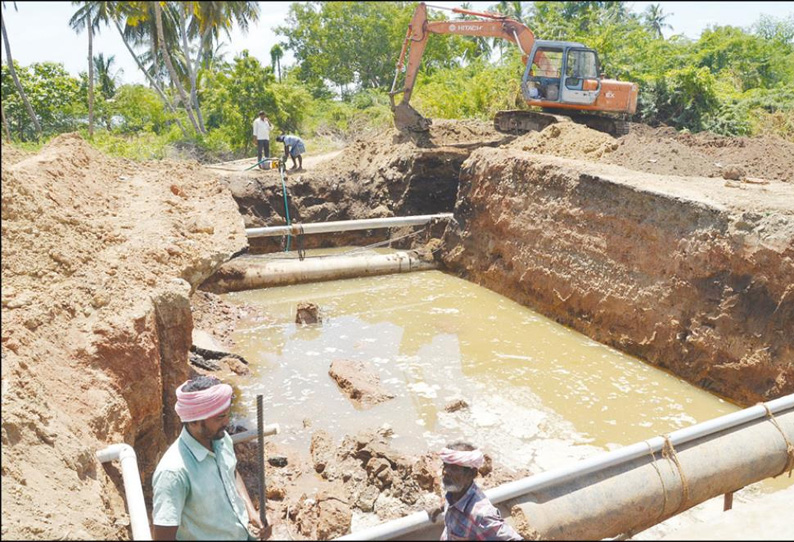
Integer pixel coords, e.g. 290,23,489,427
275,134,306,171
152,376,270,540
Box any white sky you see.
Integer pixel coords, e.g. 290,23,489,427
1,1,792,85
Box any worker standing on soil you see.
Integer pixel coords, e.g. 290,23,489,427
252,111,272,169
427,441,523,541
152,376,271,540
275,134,305,171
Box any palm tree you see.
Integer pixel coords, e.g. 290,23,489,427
153,1,202,134
185,1,261,132
270,44,284,82
490,1,527,63
1,1,41,139
94,52,120,100
645,4,672,39
110,2,188,136
70,2,113,137
93,53,120,130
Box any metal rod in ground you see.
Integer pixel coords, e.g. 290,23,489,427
256,394,268,528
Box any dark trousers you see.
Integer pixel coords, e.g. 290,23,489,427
257,139,270,163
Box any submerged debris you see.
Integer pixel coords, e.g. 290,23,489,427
329,359,396,409
296,301,321,324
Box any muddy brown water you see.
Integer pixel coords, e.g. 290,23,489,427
219,253,791,486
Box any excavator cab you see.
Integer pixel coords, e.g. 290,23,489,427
519,39,638,119
523,42,601,106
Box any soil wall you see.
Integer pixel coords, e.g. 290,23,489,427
1,135,247,539
441,149,794,406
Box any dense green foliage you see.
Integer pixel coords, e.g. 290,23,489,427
2,1,792,160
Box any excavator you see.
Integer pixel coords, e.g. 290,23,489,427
390,3,639,136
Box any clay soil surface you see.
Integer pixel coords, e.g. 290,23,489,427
2,118,792,539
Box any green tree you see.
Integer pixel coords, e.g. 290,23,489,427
202,50,277,151
270,43,284,82
1,1,42,139
1,61,84,139
112,1,187,136
93,53,121,130
110,83,174,134
276,2,470,97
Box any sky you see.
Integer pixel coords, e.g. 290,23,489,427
1,1,792,86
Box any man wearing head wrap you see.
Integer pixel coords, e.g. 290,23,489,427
427,441,522,540
152,376,271,540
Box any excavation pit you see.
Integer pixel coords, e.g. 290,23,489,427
212,261,793,539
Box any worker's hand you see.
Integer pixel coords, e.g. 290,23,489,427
425,504,444,523
248,514,272,540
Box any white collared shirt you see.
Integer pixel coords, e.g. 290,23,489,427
253,117,271,140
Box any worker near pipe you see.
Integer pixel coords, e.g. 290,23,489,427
275,134,305,171
152,376,271,540
427,441,523,540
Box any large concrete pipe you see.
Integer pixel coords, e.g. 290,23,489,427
507,407,794,540
245,214,454,238
201,250,436,293
337,394,794,541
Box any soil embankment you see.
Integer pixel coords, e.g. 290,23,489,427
1,134,247,539
218,120,510,253
441,146,793,405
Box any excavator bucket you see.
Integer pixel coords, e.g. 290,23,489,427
393,102,432,132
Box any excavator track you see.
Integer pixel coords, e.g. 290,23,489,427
494,109,630,137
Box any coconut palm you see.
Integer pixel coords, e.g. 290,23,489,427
645,3,673,39
153,1,201,133
109,2,187,136
69,1,114,137
93,53,120,130
184,1,260,131
1,1,41,139
490,1,527,63
270,44,284,82
94,53,121,100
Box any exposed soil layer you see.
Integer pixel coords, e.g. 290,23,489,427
219,120,512,253
232,425,529,540
1,134,247,539
441,149,794,405
2,116,793,539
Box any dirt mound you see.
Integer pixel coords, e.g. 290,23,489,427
606,124,794,182
505,122,618,160
2,134,246,539
0,141,32,166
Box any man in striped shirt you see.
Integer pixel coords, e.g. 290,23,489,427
428,441,523,540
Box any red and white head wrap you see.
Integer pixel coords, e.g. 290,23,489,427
439,447,485,469
175,381,234,423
